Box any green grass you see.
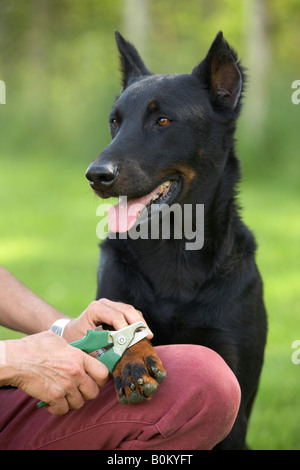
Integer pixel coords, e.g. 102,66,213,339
239,181,300,449
0,153,299,449
0,153,101,324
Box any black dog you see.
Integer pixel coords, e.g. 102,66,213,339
86,31,267,450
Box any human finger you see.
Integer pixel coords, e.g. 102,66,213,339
65,387,85,410
46,397,70,415
83,353,109,389
97,299,153,339
84,300,128,331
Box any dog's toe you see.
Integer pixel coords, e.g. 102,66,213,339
142,381,158,397
147,358,167,384
128,390,146,404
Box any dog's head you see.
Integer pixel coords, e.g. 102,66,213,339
86,31,244,232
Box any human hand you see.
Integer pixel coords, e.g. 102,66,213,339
63,298,153,344
5,331,108,415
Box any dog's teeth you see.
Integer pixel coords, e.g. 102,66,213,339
160,181,170,191
148,181,171,206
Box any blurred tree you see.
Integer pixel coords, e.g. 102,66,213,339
0,0,299,180
122,0,149,58
244,0,271,137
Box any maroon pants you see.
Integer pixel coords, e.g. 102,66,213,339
0,345,240,450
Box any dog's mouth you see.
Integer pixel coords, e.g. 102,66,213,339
107,178,181,233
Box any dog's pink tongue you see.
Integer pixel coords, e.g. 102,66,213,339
107,187,160,233
107,197,144,232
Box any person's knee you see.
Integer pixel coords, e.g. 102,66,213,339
201,346,241,414
192,346,241,446
154,345,241,448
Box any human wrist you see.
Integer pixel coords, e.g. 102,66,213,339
48,318,71,337
0,341,18,386
0,341,5,364
1,337,35,388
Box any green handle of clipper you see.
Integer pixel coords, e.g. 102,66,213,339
96,347,121,374
37,400,48,408
70,329,110,353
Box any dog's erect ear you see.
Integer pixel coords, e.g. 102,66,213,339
192,31,243,110
115,31,152,91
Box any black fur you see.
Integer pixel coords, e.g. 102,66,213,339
86,31,267,449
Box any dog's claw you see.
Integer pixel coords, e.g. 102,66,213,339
154,370,167,384
118,394,128,405
150,364,166,383
117,387,128,404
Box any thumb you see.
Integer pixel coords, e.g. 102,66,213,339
83,354,109,388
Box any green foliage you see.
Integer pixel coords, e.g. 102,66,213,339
0,0,299,449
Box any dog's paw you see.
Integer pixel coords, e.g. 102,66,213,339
112,339,166,404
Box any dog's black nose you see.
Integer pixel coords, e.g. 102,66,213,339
85,162,118,188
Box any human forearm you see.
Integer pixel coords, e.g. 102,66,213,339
0,267,68,335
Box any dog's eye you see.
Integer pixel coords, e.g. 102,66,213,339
157,117,171,127
111,119,119,128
